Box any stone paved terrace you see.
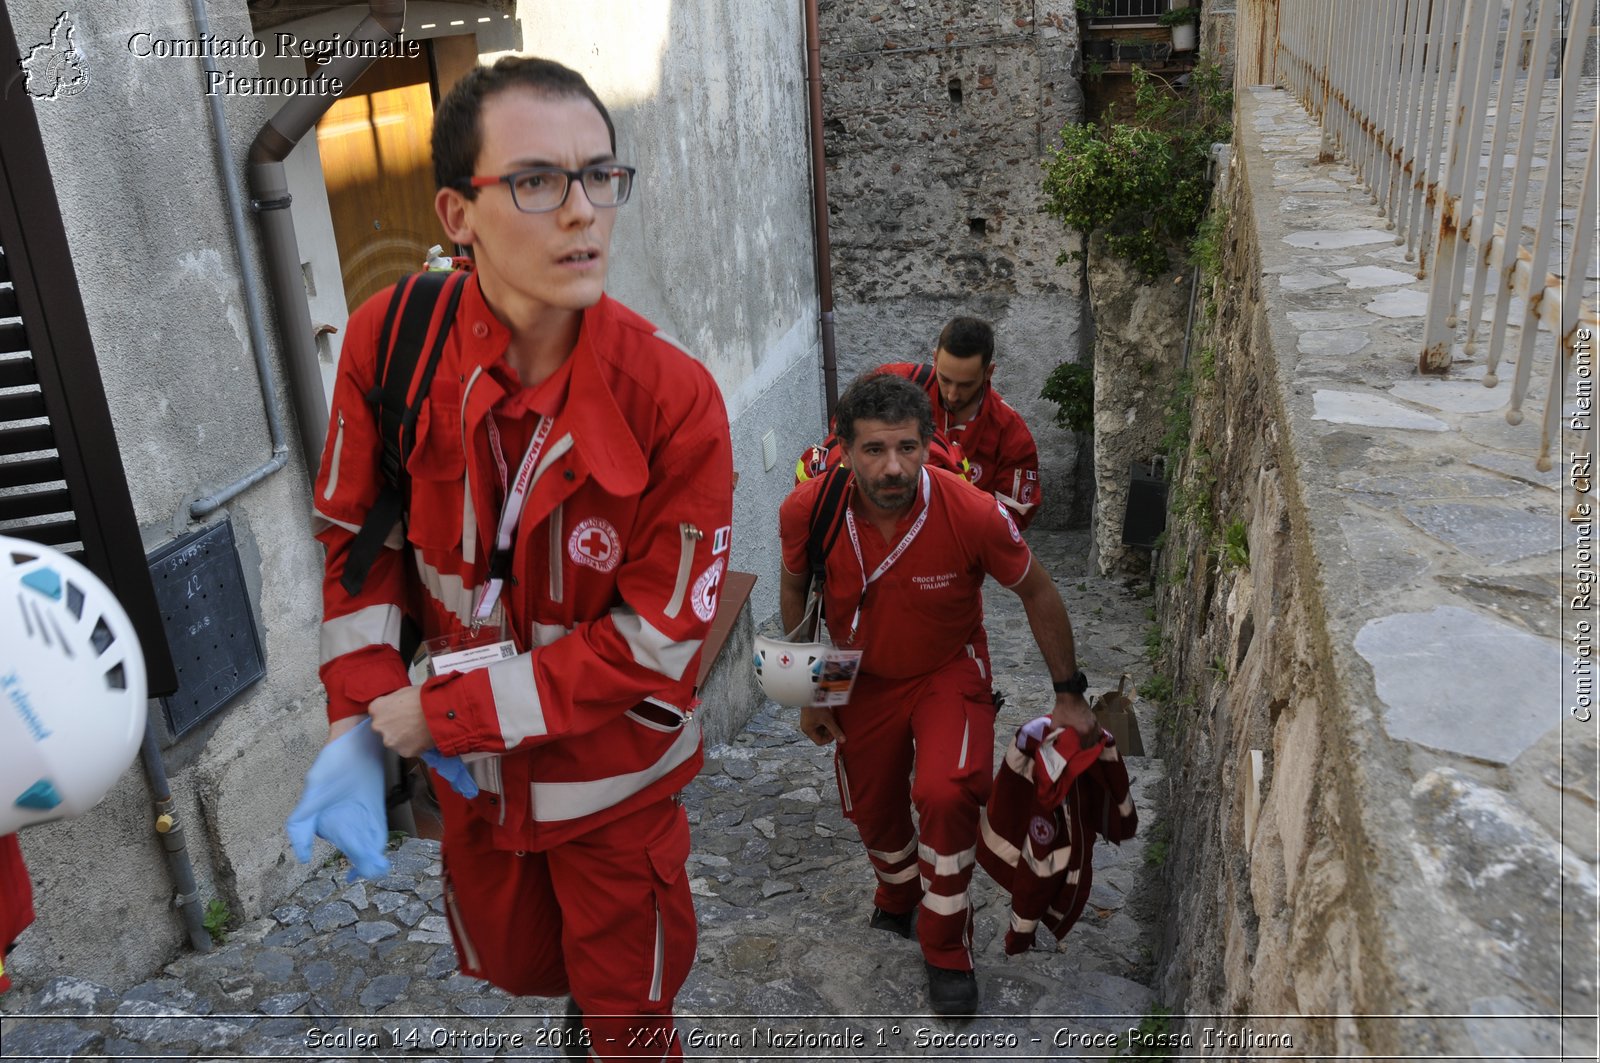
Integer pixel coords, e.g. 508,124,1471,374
0,529,1179,1062
1186,83,1596,1055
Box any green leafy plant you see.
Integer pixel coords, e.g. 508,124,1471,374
1222,517,1250,569
1141,673,1173,703
387,830,408,851
1140,821,1171,870
1158,5,1202,27
1043,64,1233,277
1158,371,1195,462
1143,623,1164,662
203,898,232,944
1190,201,1228,282
1041,360,1095,433
1120,1004,1177,1058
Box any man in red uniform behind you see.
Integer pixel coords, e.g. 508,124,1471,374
776,373,1095,1015
877,316,1043,528
295,58,732,1061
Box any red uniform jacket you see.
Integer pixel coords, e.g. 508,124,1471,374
314,276,734,851
0,833,32,993
977,717,1137,954
877,362,1042,528
778,466,1032,680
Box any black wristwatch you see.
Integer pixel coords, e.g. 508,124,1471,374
1052,669,1088,695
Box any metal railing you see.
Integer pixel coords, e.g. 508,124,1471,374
1085,0,1172,24
1276,0,1599,473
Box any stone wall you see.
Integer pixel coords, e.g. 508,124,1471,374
819,0,1090,530
1084,237,1189,575
1148,86,1594,1059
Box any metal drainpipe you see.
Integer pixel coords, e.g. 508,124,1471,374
187,0,289,519
249,0,407,468
140,722,212,953
803,0,840,418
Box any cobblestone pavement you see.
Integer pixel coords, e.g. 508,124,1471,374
0,529,1166,1062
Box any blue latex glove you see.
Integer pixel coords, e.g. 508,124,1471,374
286,718,391,882
419,748,479,799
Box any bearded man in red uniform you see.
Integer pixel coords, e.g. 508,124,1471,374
292,57,732,1061
877,316,1043,528
776,373,1095,1015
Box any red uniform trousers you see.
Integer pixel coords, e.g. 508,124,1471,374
832,651,995,971
437,793,695,1062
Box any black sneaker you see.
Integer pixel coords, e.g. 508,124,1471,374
562,997,587,1060
925,963,979,1016
869,905,915,939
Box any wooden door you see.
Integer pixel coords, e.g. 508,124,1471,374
316,51,444,312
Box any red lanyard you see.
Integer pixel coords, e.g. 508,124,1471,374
472,413,555,624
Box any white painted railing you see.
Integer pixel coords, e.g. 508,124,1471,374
1276,0,1598,472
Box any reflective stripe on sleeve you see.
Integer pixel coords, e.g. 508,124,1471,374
1003,740,1032,777
610,606,703,682
1039,740,1069,783
320,604,402,665
487,654,547,746
311,507,362,535
530,718,701,822
978,808,1020,867
1023,843,1072,878
414,553,482,627
994,489,1035,516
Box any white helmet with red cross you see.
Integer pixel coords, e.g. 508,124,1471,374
751,595,827,707
0,534,147,835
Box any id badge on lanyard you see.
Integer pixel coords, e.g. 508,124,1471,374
407,614,514,685
813,647,864,707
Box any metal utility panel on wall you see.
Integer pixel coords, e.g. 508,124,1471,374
147,518,265,738
1121,460,1168,549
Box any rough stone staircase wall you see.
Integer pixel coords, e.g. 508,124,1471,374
1147,87,1595,1059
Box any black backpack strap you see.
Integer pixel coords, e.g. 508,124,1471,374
340,271,466,596
807,463,853,582
377,270,466,490
910,363,935,389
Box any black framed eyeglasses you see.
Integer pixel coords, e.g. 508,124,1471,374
461,164,636,214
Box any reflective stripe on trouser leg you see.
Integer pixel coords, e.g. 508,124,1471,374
908,655,995,971
834,671,923,915
867,835,920,887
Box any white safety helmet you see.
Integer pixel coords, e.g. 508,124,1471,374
0,534,147,835
752,595,827,707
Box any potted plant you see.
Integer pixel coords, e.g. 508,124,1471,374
1159,0,1201,54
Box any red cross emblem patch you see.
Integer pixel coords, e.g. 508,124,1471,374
692,558,726,623
567,518,621,573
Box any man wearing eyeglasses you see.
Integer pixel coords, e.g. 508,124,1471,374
296,56,732,1062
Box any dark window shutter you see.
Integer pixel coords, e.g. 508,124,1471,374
0,9,177,695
